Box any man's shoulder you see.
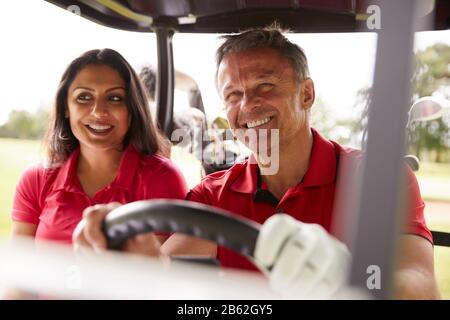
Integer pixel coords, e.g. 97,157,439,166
329,140,364,160
196,159,248,191
188,159,250,205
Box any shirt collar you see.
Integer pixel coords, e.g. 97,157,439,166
303,128,338,187
113,144,141,189
230,154,258,194
53,144,141,192
230,128,338,194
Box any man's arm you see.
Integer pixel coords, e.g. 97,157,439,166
393,234,440,299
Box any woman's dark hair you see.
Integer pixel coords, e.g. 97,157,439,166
45,48,168,165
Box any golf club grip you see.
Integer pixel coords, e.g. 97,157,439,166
103,200,260,257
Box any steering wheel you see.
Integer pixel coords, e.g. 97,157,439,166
102,200,261,259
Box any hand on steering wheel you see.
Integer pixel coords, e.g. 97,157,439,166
74,200,351,298
254,214,351,299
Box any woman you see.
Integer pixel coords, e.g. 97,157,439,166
10,48,184,247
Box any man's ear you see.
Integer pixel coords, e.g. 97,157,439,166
300,78,315,110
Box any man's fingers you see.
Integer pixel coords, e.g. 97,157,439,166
269,224,320,296
289,227,331,297
256,215,352,299
254,214,301,268
320,238,352,295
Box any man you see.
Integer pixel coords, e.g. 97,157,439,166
73,26,439,299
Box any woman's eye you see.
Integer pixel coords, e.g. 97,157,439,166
76,94,92,102
109,95,123,102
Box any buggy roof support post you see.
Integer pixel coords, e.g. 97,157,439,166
348,0,422,299
155,27,175,138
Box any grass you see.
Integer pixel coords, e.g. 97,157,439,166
0,138,42,234
435,245,450,299
0,138,449,299
427,220,450,299
416,161,450,202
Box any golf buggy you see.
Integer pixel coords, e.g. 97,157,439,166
1,0,449,300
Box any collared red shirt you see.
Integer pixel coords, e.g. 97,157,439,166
12,144,188,244
188,128,432,271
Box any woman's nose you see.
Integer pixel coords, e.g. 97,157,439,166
91,98,109,117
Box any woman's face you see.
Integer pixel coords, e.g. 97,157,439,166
66,64,130,151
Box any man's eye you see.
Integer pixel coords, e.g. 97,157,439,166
258,83,274,92
225,91,242,102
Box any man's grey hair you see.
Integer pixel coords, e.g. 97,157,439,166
215,24,310,83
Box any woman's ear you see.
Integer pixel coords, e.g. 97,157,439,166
300,78,315,110
65,109,69,118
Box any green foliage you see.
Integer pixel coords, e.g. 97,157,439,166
0,107,49,140
351,44,450,159
0,138,42,234
413,43,450,98
310,96,336,138
408,43,450,162
311,96,359,146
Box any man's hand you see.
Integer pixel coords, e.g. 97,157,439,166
254,214,351,299
73,202,162,256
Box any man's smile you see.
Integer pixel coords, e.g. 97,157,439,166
245,116,273,128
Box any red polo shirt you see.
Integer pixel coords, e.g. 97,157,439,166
12,144,188,244
188,128,432,270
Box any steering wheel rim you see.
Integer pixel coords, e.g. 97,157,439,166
102,200,261,258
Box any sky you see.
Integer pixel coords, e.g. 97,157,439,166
0,0,449,125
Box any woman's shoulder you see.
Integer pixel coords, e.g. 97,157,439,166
138,153,184,177
20,161,56,179
135,152,188,198
16,161,63,192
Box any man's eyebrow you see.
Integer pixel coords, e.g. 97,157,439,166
221,70,277,94
222,83,238,94
255,70,276,78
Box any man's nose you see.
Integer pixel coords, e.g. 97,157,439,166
91,98,109,117
240,92,261,112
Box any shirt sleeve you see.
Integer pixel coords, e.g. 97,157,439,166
147,160,189,200
186,180,212,205
11,164,44,225
403,165,433,244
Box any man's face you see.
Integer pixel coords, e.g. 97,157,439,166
217,47,314,152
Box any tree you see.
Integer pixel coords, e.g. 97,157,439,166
409,43,450,162
351,43,450,162
0,107,49,140
310,96,355,145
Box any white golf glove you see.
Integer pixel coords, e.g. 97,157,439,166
254,214,351,299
